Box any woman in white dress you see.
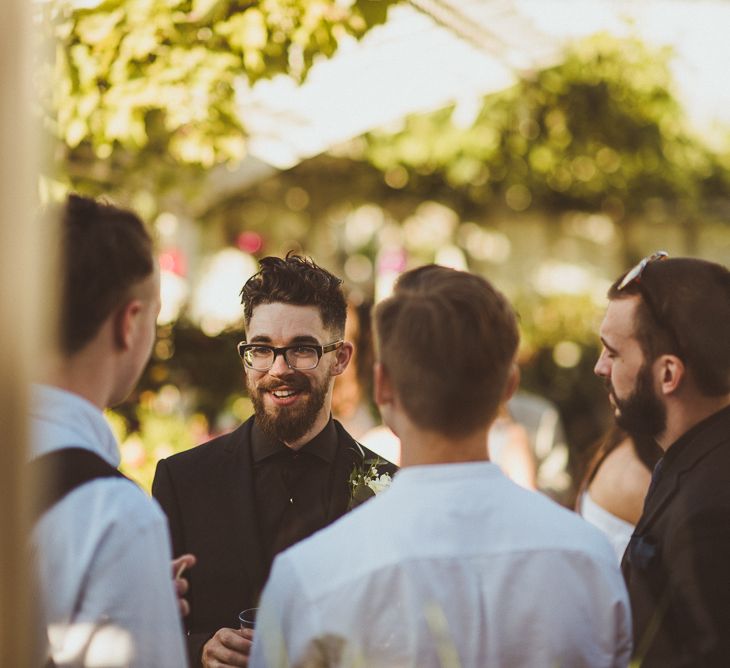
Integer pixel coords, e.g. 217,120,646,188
577,427,662,561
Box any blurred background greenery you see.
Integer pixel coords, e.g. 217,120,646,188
37,0,730,497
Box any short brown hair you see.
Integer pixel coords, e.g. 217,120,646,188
240,253,347,336
57,194,154,355
609,256,730,396
373,265,519,437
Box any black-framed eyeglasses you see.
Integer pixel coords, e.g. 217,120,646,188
237,340,343,371
617,251,682,353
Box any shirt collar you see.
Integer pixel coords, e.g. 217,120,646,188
29,384,120,467
662,403,730,470
252,416,338,464
392,461,501,486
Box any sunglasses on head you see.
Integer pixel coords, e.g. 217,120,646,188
617,251,668,291
617,251,682,354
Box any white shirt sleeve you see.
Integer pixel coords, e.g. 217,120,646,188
613,593,633,668
250,553,320,668
80,518,188,668
44,489,188,668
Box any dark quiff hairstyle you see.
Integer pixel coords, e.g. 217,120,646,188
374,265,519,438
240,252,347,335
57,194,154,355
609,256,730,396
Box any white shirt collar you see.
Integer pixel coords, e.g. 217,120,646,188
392,460,502,486
30,384,120,467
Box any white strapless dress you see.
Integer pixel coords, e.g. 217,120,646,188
579,491,635,562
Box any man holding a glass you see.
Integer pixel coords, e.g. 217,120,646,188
153,254,395,667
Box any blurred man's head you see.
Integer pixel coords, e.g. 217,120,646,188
238,254,352,445
57,194,159,404
373,265,519,438
595,253,730,439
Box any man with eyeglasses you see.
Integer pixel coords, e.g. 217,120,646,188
595,253,730,667
152,254,396,667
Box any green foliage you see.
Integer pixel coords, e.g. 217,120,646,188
107,405,206,492
513,292,610,468
40,0,396,183
109,384,249,492
515,292,601,358
108,322,257,491
363,34,727,217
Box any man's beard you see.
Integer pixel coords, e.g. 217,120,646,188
610,362,666,439
247,371,330,444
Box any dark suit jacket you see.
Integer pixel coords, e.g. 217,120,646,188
152,416,396,666
622,405,730,667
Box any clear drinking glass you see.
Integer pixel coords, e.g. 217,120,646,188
238,607,258,630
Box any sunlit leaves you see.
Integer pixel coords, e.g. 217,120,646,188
363,34,727,217
42,0,396,180
74,7,124,44
191,0,220,19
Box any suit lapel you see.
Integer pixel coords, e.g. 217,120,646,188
635,411,730,535
221,419,267,592
327,421,365,523
634,469,680,536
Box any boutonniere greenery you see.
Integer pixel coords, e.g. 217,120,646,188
348,457,393,510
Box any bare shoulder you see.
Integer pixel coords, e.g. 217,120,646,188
588,439,652,525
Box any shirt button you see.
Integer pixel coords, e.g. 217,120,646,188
289,497,294,504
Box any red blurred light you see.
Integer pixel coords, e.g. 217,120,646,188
158,249,187,277
237,231,263,254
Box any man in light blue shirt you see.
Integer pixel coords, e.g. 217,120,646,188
31,195,191,667
252,264,631,667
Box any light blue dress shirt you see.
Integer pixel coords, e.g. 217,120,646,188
252,461,632,667
30,385,188,667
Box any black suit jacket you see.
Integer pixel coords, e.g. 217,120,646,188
152,416,396,665
622,405,730,667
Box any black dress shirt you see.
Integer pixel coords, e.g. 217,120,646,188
152,415,397,667
252,419,339,565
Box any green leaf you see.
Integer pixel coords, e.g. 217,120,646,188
75,8,124,45
192,0,221,20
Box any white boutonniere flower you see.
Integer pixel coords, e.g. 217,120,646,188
348,458,392,509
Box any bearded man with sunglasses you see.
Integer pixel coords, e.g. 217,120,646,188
595,252,730,667
153,254,395,668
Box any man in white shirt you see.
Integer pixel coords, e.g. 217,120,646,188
251,264,632,668
30,195,190,667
